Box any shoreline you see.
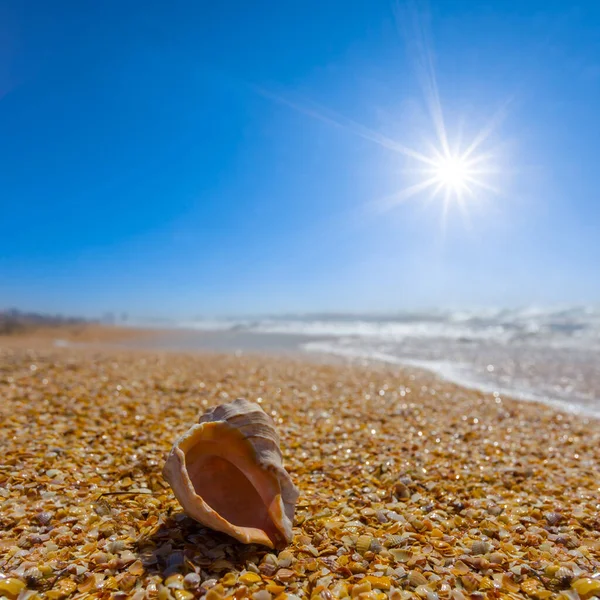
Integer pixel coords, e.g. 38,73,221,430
0,339,599,598
5,323,598,422
299,343,600,422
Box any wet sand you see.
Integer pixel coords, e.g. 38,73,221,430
0,337,599,599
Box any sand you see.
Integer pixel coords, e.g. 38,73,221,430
0,338,599,599
0,324,159,348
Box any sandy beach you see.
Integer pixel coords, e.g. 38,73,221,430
4,0,600,598
0,324,160,349
0,333,599,599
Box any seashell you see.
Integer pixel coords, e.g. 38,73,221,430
461,573,480,592
361,576,391,591
501,574,520,593
376,509,389,523
107,539,126,554
259,561,278,577
556,534,579,549
435,542,456,557
352,580,372,596
409,570,428,587
572,578,600,598
36,511,53,525
356,535,374,555
163,398,299,549
165,574,185,589
275,568,295,582
521,578,538,594
24,567,43,588
464,556,490,572
389,548,412,562
348,561,368,574
545,512,563,526
555,567,574,587
54,579,77,598
239,573,261,585
479,577,495,591
183,573,201,589
277,550,294,568
565,536,580,549
544,565,560,578
394,481,411,499
384,534,405,549
415,584,437,600
471,540,491,555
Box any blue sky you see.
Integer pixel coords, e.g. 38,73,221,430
1,0,599,317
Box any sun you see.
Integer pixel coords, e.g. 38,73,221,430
433,154,471,194
256,3,508,227
256,69,504,223
369,137,499,216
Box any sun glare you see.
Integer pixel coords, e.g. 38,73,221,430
257,6,506,226
434,154,470,193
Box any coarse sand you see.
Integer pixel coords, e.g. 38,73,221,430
0,343,599,599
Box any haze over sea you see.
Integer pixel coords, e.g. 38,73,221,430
125,305,600,419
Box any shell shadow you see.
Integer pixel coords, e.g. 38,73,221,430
137,512,271,579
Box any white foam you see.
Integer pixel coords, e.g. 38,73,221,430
173,305,600,348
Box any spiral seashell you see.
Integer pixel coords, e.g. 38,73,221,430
356,535,374,555
384,534,405,549
163,398,299,548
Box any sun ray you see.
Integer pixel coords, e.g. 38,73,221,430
254,85,439,166
396,2,452,157
462,98,513,160
370,176,440,214
440,186,453,236
251,1,508,228
463,176,500,195
371,177,437,213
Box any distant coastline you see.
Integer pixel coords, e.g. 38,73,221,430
0,308,90,336
0,309,153,345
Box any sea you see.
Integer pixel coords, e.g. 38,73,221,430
130,307,600,419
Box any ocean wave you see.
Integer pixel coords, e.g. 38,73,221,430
174,305,600,348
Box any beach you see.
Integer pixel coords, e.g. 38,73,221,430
0,332,599,599
133,308,600,419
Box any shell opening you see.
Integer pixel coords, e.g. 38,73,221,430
184,438,283,546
